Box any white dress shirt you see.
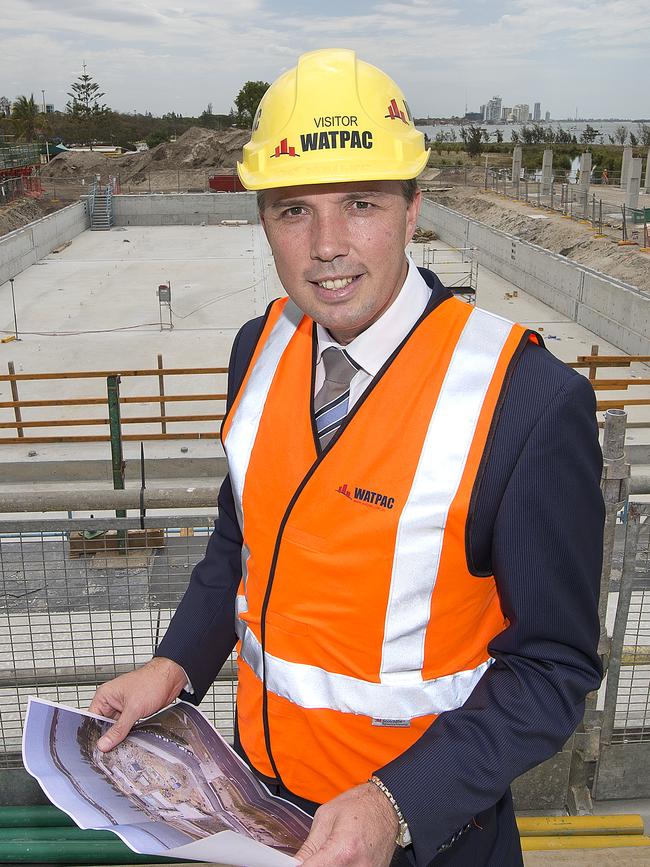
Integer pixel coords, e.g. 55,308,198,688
315,256,431,408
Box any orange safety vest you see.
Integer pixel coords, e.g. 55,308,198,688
222,294,533,804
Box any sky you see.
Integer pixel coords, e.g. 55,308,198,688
3,0,650,120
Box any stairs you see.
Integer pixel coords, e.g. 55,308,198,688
90,183,113,231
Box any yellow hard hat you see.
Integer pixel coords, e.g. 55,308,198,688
237,48,429,190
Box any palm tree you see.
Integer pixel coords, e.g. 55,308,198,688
11,94,40,142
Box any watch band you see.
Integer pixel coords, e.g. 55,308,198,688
368,775,412,847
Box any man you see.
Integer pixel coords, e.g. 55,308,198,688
90,49,603,866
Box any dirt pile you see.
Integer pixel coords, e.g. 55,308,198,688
40,127,250,186
0,198,66,238
425,186,650,292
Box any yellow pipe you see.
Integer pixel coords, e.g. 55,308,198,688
522,834,650,850
517,814,644,837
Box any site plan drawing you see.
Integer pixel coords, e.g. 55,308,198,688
23,697,311,866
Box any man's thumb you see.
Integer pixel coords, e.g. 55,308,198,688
294,838,320,863
97,717,133,752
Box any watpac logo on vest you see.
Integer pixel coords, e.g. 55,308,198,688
336,483,395,510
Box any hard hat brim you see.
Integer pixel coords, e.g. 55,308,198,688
237,151,430,191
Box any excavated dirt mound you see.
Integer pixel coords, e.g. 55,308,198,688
40,127,250,187
0,198,67,237
425,186,650,292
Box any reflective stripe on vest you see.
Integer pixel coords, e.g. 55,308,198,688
379,307,512,683
237,608,492,718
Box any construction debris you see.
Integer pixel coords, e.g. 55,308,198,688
412,227,437,243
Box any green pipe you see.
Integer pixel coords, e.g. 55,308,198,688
0,807,74,827
0,839,182,864
0,826,117,841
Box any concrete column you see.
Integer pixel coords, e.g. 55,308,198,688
579,152,592,218
620,146,633,188
512,146,522,197
645,148,650,193
625,157,643,211
541,148,553,195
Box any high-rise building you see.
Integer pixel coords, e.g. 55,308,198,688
485,96,502,123
533,102,541,121
480,104,486,121
545,110,551,122
501,106,511,122
512,104,530,123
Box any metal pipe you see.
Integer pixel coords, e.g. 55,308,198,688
630,475,650,493
0,514,213,533
107,375,126,528
521,835,650,851
0,839,179,863
517,814,644,837
1,662,234,690
0,827,116,841
0,486,219,512
0,806,74,827
598,409,630,658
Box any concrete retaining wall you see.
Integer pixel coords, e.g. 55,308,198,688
0,201,89,286
419,199,649,355
112,192,258,226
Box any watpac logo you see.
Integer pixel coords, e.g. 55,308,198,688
385,98,409,124
336,483,395,510
270,138,300,158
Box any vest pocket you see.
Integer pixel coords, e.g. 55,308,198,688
282,524,331,554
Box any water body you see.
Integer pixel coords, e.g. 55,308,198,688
418,121,649,144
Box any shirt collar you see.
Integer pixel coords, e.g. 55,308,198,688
316,256,431,376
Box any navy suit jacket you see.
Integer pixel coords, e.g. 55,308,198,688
156,268,604,866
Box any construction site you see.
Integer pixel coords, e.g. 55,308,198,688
1,129,650,865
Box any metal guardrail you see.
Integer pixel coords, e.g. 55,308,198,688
0,357,228,444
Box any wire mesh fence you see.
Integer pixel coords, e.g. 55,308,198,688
0,516,236,770
605,502,650,744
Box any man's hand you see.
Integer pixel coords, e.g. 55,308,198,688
89,657,187,752
295,781,399,867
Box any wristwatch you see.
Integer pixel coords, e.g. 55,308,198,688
368,775,412,847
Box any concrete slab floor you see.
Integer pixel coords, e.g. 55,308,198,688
0,224,648,475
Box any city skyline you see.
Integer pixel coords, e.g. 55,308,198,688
2,0,649,119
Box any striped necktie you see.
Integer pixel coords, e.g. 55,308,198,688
314,346,359,448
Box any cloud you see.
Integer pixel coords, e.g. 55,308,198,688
2,0,648,117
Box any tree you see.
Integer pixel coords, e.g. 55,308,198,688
637,123,650,147
11,94,40,141
580,124,599,144
464,126,484,158
234,80,270,128
613,125,628,145
629,132,638,147
495,129,503,143
0,96,11,118
66,70,108,147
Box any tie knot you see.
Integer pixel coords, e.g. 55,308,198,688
321,346,358,387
